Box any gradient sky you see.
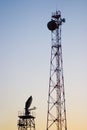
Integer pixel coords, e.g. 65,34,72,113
0,0,87,130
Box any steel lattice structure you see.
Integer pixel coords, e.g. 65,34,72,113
18,96,36,130
18,115,35,130
46,11,67,130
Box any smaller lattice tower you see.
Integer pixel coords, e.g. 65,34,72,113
18,96,36,130
46,10,67,130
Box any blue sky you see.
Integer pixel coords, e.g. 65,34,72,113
0,0,87,130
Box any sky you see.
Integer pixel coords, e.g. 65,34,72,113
0,0,87,130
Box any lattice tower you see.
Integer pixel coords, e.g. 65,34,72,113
46,10,67,130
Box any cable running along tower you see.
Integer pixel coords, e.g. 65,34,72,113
46,11,67,130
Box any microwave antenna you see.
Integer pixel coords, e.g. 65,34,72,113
18,96,36,130
46,10,67,130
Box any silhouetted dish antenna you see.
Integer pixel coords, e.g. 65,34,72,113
18,96,36,130
25,96,32,109
25,96,32,115
47,20,57,31
47,11,65,31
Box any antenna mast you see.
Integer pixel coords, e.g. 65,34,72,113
18,96,36,130
46,10,67,130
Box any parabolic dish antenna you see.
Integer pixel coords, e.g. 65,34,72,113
47,20,57,31
25,96,33,109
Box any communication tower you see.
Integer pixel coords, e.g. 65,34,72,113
46,11,67,130
18,96,36,130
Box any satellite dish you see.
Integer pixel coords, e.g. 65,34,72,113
47,20,57,31
25,96,33,115
25,96,32,110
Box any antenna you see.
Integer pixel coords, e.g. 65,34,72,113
25,96,33,115
46,10,67,130
18,96,36,130
25,96,32,109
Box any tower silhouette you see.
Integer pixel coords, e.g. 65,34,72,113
46,11,67,130
18,96,36,130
